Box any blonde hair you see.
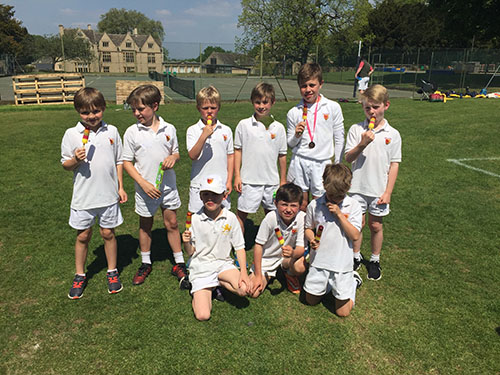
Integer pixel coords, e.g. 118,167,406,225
323,164,352,199
297,63,323,85
126,84,162,108
196,86,221,108
361,84,389,104
74,87,106,112
251,82,275,103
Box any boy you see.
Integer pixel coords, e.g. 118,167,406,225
249,183,306,297
61,87,127,299
355,57,374,95
122,85,189,289
182,175,250,321
304,164,363,317
186,86,233,213
344,84,402,281
234,82,287,231
287,63,345,211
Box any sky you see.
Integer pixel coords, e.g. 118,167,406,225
4,0,243,59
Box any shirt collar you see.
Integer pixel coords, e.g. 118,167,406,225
137,116,167,131
199,207,228,221
77,121,106,133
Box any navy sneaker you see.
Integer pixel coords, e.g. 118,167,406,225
68,274,87,299
353,253,364,271
367,261,382,281
106,270,123,294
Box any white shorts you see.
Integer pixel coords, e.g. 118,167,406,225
303,265,354,300
350,193,390,217
287,155,331,197
190,260,236,294
188,185,231,213
237,183,278,213
358,77,370,91
69,202,123,230
135,186,181,217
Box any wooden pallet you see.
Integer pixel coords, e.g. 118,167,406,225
12,73,85,105
115,80,165,105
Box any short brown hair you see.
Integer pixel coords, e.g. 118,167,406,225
297,63,323,85
126,84,162,108
361,84,389,104
251,82,275,103
196,86,221,108
275,183,303,205
74,87,106,112
323,164,352,200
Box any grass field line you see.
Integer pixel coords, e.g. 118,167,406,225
447,157,500,178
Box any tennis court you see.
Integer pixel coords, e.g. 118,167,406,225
0,73,413,104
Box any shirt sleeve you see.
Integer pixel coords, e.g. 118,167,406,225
226,127,234,155
234,122,243,149
295,212,305,247
122,126,135,162
390,130,402,163
286,107,301,149
113,127,123,165
348,201,363,232
305,202,316,229
344,125,359,154
255,213,272,246
60,129,75,163
171,126,179,155
186,125,197,152
278,123,287,154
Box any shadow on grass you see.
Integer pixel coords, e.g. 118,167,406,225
221,289,250,310
496,327,500,336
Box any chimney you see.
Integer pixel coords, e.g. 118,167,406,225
58,24,64,36
133,28,138,35
87,24,92,30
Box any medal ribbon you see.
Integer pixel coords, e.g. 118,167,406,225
305,96,320,145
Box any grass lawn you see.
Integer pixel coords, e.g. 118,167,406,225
0,97,499,374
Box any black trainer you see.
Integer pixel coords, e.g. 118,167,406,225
171,263,191,290
212,286,225,302
367,261,382,281
353,253,364,271
106,270,123,294
68,274,87,299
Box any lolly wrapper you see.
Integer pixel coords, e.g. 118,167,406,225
82,128,90,145
274,228,285,245
185,212,192,230
368,117,376,130
155,162,164,189
314,225,324,242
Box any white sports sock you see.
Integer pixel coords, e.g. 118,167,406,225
107,268,117,273
141,251,151,264
370,254,380,262
173,251,185,264
353,251,362,260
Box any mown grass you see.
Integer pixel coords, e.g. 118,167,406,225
0,97,499,374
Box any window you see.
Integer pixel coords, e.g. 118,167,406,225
148,67,156,73
74,63,89,73
147,53,155,64
148,43,153,48
210,58,217,65
102,41,109,47
103,66,109,72
125,66,135,73
126,42,132,48
102,52,111,62
124,52,134,63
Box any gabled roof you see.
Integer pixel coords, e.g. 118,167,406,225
74,27,161,49
204,52,255,67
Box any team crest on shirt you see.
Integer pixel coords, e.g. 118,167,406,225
222,224,231,234
291,227,297,234
324,114,329,120
270,133,276,139
223,134,228,141
109,138,114,145
166,135,171,142
207,178,213,184
385,137,391,145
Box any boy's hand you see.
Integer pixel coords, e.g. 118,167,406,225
326,202,342,217
377,192,391,205
118,188,128,204
281,245,293,258
309,239,320,250
234,176,242,193
202,123,216,138
225,180,232,195
182,230,191,243
251,274,264,295
361,130,375,146
295,121,306,137
74,146,86,162
239,271,250,294
140,180,161,200
162,155,177,169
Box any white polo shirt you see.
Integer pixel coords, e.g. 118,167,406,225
255,210,306,272
61,121,123,210
286,95,344,163
188,208,245,280
345,119,402,197
186,119,234,187
234,115,287,185
305,195,362,272
122,116,179,192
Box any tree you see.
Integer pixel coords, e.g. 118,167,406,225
0,4,28,56
97,8,165,42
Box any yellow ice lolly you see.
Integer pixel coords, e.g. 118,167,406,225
314,225,324,242
207,115,212,126
368,117,376,130
185,212,192,230
82,128,90,144
274,228,285,245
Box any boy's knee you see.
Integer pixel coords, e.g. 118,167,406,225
100,228,115,241
194,311,211,321
369,221,383,233
76,230,92,243
335,309,352,318
164,217,179,231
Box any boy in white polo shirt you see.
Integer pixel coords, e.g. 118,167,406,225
234,82,287,231
61,87,128,299
186,86,233,213
304,164,362,317
123,85,189,289
182,175,250,321
345,84,402,281
287,63,345,211
249,183,306,297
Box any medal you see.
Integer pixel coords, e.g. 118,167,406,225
308,142,315,148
